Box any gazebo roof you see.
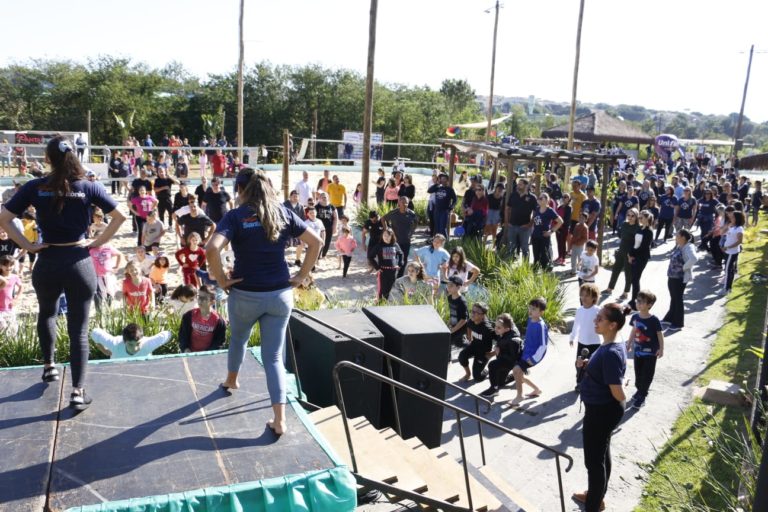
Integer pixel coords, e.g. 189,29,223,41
439,139,626,165
542,111,654,144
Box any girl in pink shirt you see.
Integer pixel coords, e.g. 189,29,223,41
122,260,154,315
0,255,22,334
334,225,357,278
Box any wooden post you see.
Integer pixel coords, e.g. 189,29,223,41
311,108,318,160
567,0,586,151
86,109,92,162
282,129,290,201
533,161,543,196
236,0,245,163
485,0,500,141
360,0,379,206
448,146,456,184
597,162,609,261
397,115,402,159
733,44,754,158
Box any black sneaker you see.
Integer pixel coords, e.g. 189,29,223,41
480,386,498,397
631,398,646,409
70,390,93,411
42,367,60,382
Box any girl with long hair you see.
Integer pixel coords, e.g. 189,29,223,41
0,135,125,410
206,169,322,435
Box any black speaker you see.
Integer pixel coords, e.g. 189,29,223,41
288,308,384,427
362,305,451,448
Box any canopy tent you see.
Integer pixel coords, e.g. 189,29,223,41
740,152,768,170
542,110,654,145
452,114,512,129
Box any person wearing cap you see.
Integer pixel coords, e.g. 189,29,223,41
582,186,602,242
202,177,233,223
427,172,457,238
362,209,384,270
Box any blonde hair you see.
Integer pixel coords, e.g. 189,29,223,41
241,171,285,242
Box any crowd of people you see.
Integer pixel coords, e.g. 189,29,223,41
0,133,764,512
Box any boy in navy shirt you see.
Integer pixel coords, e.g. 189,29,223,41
446,275,468,348
458,302,495,382
508,297,549,407
626,290,664,409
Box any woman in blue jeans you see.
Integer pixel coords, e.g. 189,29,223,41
0,135,125,411
206,169,321,435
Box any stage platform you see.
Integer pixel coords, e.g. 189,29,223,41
0,351,356,512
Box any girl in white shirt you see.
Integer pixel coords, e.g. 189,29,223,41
569,283,602,390
722,210,745,294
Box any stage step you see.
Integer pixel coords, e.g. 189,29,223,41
310,406,523,511
308,407,428,494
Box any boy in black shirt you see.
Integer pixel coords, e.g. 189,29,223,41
446,275,468,348
481,313,523,397
362,210,384,271
626,290,664,409
458,302,495,382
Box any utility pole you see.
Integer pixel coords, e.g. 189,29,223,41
485,0,500,142
733,44,754,158
397,115,402,159
361,0,379,206
311,108,318,160
237,0,245,162
567,0,585,151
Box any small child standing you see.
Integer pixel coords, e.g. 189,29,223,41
21,208,39,273
335,225,357,278
89,208,109,239
89,242,124,313
0,255,22,335
175,232,206,287
335,215,351,269
569,283,601,391
92,323,172,359
626,290,664,409
371,228,403,300
509,297,549,407
576,240,600,287
570,212,589,275
122,260,154,315
141,209,165,251
178,285,226,353
446,275,469,348
149,255,171,304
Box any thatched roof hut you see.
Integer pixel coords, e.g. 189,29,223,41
542,110,653,145
740,152,768,170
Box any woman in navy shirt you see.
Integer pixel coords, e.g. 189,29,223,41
0,136,126,410
206,169,322,435
696,189,719,250
655,186,678,243
530,192,563,270
673,187,697,233
573,303,628,511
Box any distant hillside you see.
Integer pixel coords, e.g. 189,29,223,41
477,94,768,152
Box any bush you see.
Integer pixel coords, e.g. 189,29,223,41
352,201,394,228
412,199,429,225
445,237,504,280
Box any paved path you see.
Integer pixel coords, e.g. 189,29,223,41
439,235,727,511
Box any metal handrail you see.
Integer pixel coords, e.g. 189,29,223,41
333,361,574,512
291,308,492,465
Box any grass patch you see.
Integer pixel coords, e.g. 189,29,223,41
636,217,768,512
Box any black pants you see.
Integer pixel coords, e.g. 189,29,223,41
531,236,553,270
634,356,657,399
629,257,649,305
655,218,673,241
342,255,352,277
458,346,488,381
710,236,724,266
321,221,333,257
377,268,398,299
157,196,173,226
488,356,516,388
607,249,632,293
135,216,146,246
575,343,600,383
334,205,345,219
155,283,168,304
583,401,625,512
110,173,120,195
724,252,739,292
398,241,411,278
663,278,687,327
33,250,96,389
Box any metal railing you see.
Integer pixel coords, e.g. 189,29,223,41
333,361,574,512
290,309,493,466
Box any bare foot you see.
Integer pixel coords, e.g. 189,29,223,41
508,397,523,408
267,419,287,435
525,391,542,399
221,380,239,390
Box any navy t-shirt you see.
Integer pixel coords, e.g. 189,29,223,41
4,177,117,244
697,198,718,219
582,198,601,231
676,197,697,219
427,184,457,211
630,313,662,358
621,195,639,212
579,342,626,405
637,189,652,208
659,195,678,220
531,207,558,238
215,205,307,291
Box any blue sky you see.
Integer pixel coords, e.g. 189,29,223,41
4,0,768,121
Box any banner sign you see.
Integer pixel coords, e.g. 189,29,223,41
338,130,384,161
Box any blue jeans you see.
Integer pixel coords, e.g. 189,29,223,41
227,287,294,404
505,224,531,260
434,209,450,238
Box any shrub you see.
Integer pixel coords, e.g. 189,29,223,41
352,201,394,228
